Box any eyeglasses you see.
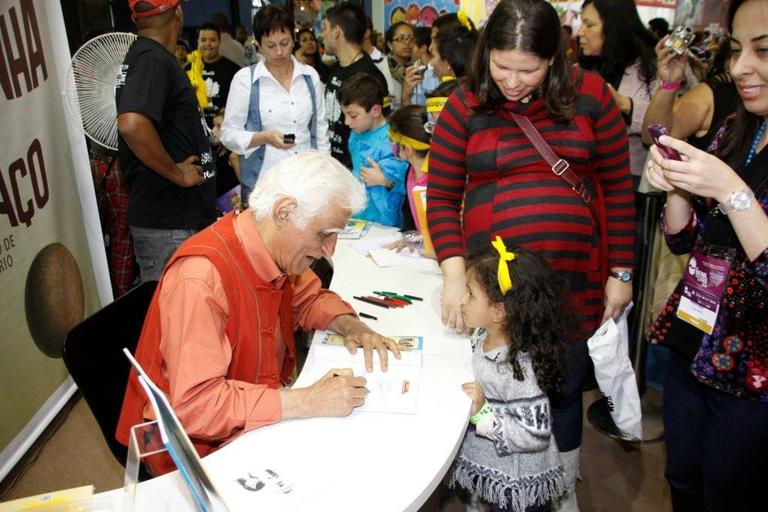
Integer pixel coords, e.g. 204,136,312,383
392,35,414,44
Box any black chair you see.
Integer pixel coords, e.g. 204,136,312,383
63,280,157,467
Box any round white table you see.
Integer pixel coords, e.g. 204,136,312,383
95,226,473,511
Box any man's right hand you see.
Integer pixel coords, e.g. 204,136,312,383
281,368,368,419
174,155,205,187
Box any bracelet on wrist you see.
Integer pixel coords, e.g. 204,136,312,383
659,80,682,91
469,402,491,425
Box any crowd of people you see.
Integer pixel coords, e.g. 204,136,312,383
110,0,767,510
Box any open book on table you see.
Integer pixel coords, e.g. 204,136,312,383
303,331,424,414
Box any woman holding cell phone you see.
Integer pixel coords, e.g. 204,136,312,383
221,5,329,207
646,1,768,510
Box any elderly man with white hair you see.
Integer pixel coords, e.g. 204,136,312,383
117,152,401,475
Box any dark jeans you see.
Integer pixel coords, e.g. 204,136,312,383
664,349,768,512
549,340,591,452
130,226,197,283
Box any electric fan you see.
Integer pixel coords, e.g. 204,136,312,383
65,32,137,151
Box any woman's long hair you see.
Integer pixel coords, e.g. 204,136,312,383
466,246,580,392
467,0,576,123
717,0,763,169
578,0,657,90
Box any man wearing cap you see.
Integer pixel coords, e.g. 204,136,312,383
117,0,217,283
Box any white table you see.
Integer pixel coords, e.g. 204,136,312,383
95,227,473,512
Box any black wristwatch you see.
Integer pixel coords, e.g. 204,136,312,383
609,270,633,282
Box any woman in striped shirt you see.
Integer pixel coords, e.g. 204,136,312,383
427,0,635,507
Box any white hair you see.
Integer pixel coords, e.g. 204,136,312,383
248,151,367,227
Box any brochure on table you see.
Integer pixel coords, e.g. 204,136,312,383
304,331,424,414
337,218,373,239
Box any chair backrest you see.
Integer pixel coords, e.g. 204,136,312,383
63,280,157,467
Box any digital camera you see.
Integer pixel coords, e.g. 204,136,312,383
664,26,695,56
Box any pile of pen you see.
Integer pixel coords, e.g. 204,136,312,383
353,291,423,310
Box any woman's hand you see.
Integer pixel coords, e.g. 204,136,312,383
252,130,295,150
461,381,486,416
651,135,745,203
360,158,391,187
601,274,633,325
655,36,688,84
645,146,676,192
607,85,632,114
401,64,423,103
441,272,467,334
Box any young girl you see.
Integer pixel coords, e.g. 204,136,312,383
388,80,459,231
451,236,579,512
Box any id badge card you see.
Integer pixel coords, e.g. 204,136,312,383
676,245,735,334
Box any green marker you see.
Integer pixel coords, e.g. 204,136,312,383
373,291,413,302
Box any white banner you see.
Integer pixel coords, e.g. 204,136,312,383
0,0,111,481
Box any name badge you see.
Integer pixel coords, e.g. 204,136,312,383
676,245,735,334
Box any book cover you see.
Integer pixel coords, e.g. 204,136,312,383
123,349,230,512
411,186,435,257
216,185,241,214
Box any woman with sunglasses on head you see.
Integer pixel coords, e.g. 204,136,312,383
646,1,768,510
427,1,635,508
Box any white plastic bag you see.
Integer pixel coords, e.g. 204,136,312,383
587,305,643,440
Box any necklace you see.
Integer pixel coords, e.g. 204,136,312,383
745,119,766,167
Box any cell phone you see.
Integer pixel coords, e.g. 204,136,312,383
648,123,681,161
282,133,295,144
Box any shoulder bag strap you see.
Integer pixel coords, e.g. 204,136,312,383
301,74,318,150
510,112,592,205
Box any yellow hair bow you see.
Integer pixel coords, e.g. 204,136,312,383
457,10,472,31
491,236,515,295
388,129,431,151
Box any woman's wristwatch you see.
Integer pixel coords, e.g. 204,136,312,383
609,270,633,282
718,187,754,215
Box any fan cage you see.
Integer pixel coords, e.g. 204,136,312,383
65,32,137,151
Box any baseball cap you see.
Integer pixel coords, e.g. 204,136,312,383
129,0,180,19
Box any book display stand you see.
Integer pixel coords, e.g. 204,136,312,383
124,420,164,510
